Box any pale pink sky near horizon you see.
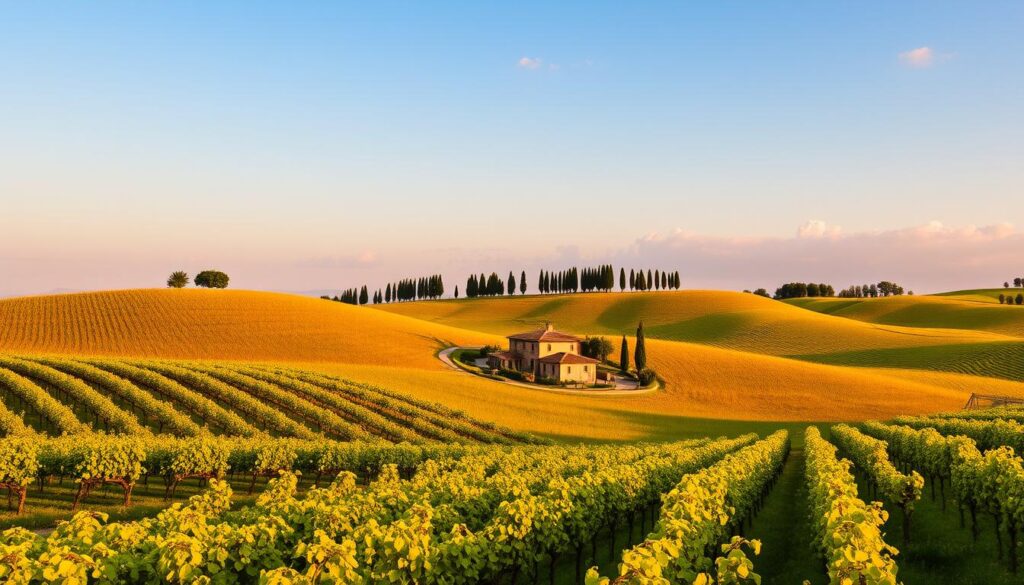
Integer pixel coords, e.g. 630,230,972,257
2,220,1020,298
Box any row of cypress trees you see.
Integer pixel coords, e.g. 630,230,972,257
386,275,444,303
537,266,681,294
328,286,368,305
538,268,579,294
465,272,515,297
329,265,682,306
627,268,680,292
324,274,444,306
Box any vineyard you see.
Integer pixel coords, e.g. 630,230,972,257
0,432,804,584
0,355,532,444
4,290,1024,583
1,398,1024,582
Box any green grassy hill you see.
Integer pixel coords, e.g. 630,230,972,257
932,288,1022,302
784,292,1024,337
378,290,1009,356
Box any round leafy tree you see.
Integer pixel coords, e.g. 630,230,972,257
194,270,230,289
166,271,189,288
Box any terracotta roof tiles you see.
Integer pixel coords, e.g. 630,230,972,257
507,328,581,343
537,352,600,365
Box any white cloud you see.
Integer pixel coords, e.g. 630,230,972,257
899,46,935,68
797,220,842,239
517,57,543,70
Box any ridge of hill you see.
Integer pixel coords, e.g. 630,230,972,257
0,288,500,365
376,290,1010,355
2,288,1022,437
785,291,1024,337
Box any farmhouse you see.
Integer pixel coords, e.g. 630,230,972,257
487,323,599,384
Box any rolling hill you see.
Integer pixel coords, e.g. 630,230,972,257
0,289,500,366
2,288,1022,439
376,290,1012,355
784,291,1024,337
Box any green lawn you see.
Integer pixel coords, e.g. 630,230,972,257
745,448,826,584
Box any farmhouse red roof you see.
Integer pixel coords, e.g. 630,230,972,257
488,350,515,361
538,352,600,365
507,328,581,343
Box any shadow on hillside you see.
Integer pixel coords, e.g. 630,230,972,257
536,408,826,447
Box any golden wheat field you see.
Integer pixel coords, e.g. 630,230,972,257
2,288,1022,439
0,289,501,366
314,341,1007,434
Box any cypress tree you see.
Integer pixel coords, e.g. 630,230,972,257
634,321,647,370
385,283,392,303
654,270,660,290
508,271,516,295
647,270,653,291
620,268,626,291
629,269,635,290
359,285,369,305
520,270,527,295
620,336,629,373
454,285,459,299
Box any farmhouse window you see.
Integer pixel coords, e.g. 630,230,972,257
547,344,551,351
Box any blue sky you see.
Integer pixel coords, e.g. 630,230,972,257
1,2,1022,295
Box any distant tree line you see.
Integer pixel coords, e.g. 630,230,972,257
836,281,907,298
322,264,683,306
386,275,444,302
538,268,577,294
773,282,836,299
743,288,771,298
582,265,616,292
466,272,509,297
166,270,229,289
322,274,444,306
1004,278,1024,288
999,293,1024,305
626,268,680,292
327,286,368,305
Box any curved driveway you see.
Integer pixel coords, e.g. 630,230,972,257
437,347,657,397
